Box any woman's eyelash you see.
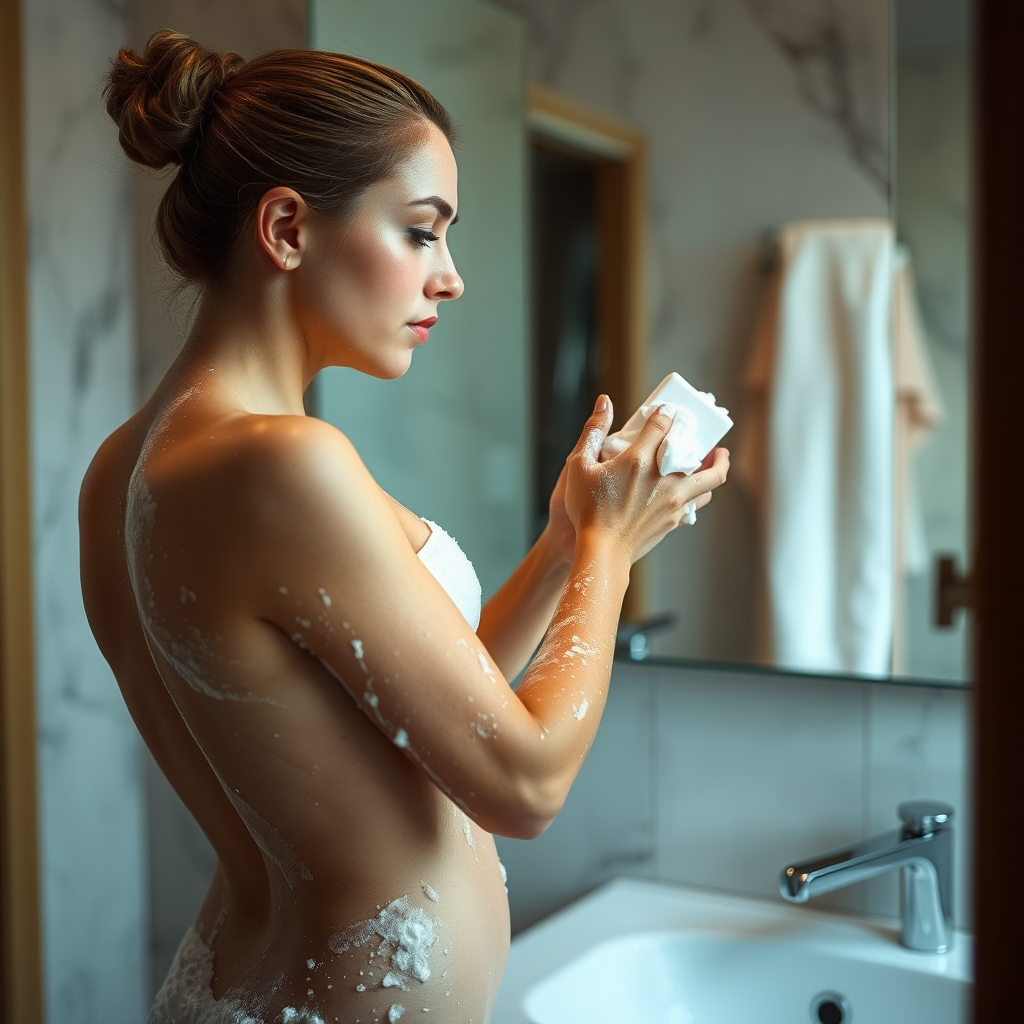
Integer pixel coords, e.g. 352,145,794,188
407,227,439,248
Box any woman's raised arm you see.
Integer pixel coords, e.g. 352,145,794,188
213,400,727,840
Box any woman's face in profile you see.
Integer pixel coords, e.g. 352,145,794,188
297,121,464,379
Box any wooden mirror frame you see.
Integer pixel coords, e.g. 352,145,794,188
0,0,43,1017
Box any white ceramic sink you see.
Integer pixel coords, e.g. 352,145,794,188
493,879,971,1024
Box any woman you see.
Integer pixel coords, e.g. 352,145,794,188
80,31,729,1023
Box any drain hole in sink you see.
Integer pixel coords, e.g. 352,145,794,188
810,991,851,1024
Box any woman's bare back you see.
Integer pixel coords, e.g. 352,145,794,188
81,385,510,1022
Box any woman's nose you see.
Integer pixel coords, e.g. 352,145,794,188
429,263,464,302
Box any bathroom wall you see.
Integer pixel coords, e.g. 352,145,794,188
495,661,973,936
22,0,146,1019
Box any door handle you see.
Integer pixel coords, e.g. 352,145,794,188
935,555,973,627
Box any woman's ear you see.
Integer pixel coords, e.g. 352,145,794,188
255,187,310,270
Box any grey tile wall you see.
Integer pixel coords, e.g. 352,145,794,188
863,683,972,927
495,664,655,934
499,661,972,937
651,667,868,916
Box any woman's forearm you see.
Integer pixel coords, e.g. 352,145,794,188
476,526,572,679
497,530,631,833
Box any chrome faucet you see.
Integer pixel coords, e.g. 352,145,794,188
779,800,955,953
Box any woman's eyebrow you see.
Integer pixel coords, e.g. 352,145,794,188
409,196,458,223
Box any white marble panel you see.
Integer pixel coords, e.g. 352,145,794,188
495,663,654,934
651,666,867,914
23,0,145,1018
862,683,972,929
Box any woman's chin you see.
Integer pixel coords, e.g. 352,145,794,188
332,349,415,380
377,353,414,380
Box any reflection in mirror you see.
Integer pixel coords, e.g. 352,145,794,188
531,144,600,543
521,1,970,686
893,0,972,683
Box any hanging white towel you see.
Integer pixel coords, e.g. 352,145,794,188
738,220,898,676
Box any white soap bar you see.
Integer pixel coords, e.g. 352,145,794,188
601,372,733,523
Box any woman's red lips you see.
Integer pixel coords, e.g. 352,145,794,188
408,317,437,342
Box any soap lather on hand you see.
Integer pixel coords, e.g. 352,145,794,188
600,373,734,524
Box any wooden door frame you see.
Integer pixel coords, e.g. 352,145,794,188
0,0,43,1018
527,83,649,619
972,1,1024,1018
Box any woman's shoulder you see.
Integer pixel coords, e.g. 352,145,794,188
228,411,359,470
148,410,362,494
178,412,390,548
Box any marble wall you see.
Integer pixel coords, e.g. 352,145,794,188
22,0,146,1019
496,661,973,936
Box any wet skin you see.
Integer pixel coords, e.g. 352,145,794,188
80,124,729,1020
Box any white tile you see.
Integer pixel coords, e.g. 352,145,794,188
863,683,972,929
496,663,654,934
652,666,868,914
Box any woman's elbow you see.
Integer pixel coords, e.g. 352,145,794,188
488,775,567,840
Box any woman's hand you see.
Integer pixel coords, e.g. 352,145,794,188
564,395,730,564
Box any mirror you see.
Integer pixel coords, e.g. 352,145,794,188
890,0,972,685
308,0,972,686
524,0,971,685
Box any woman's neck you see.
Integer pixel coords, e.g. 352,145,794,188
171,271,315,417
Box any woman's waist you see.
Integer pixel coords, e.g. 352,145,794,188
278,821,505,915
207,846,511,1014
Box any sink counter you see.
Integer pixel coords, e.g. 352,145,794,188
493,877,972,1024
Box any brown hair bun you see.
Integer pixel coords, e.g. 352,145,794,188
103,31,454,284
105,30,245,169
